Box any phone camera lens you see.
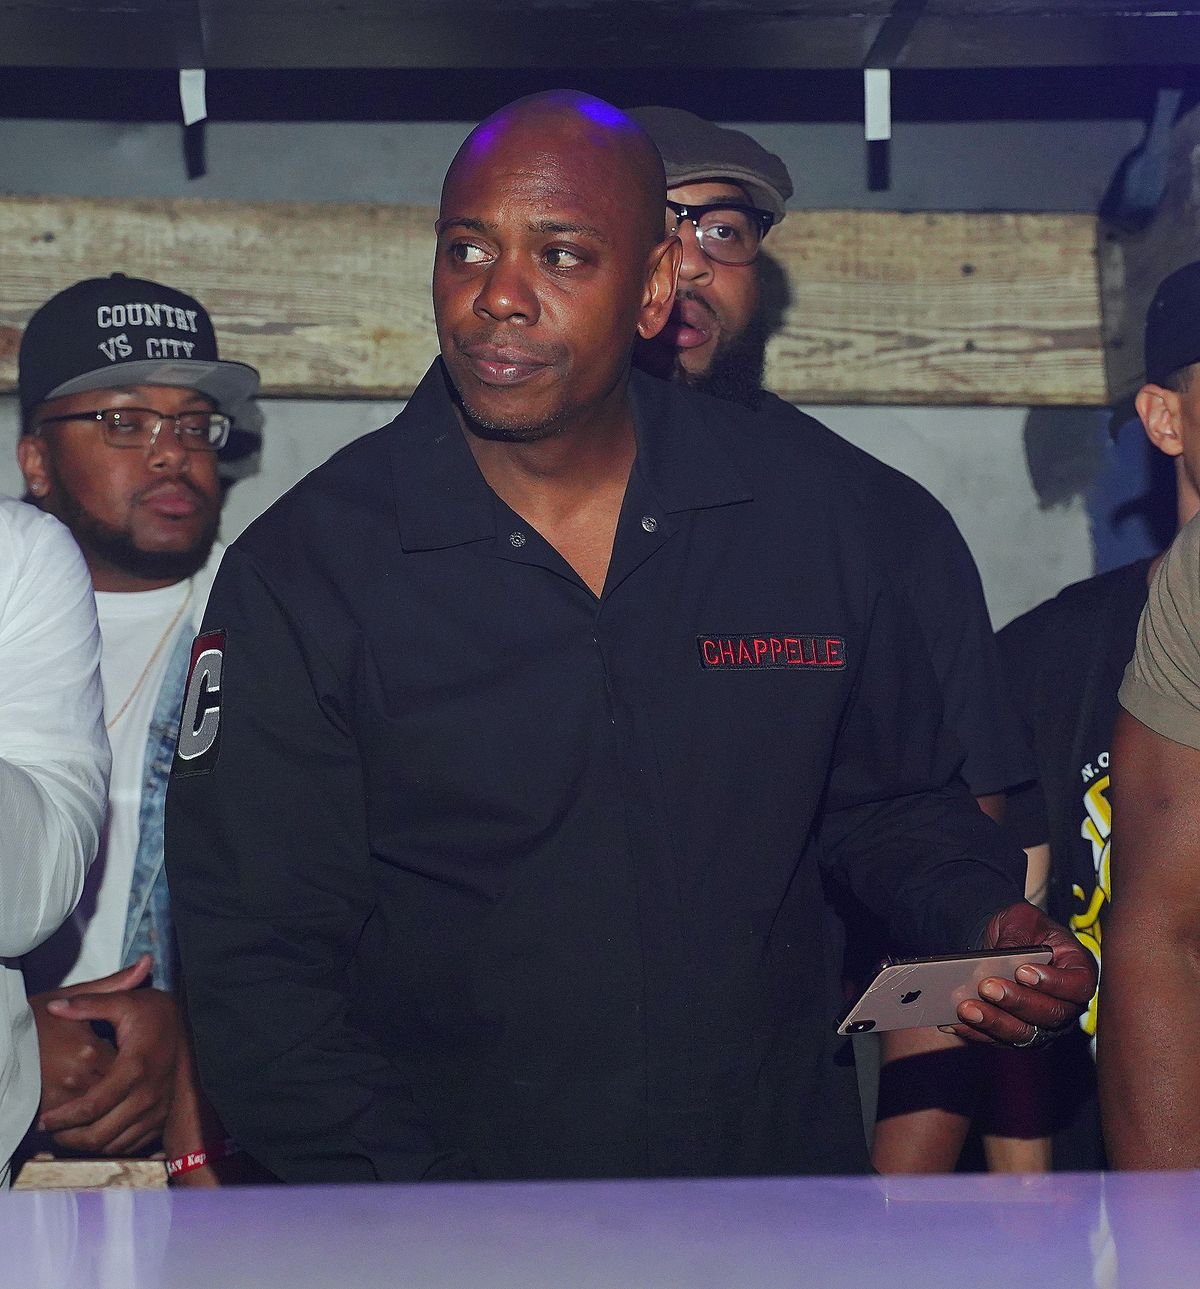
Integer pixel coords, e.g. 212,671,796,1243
848,1020,876,1034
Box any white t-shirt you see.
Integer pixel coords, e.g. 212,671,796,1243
0,498,109,1176
23,548,220,993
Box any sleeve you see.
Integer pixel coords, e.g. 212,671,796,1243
817,574,1027,956
164,545,475,1184
994,608,1051,850
1119,513,1200,749
0,508,109,959
900,503,1033,797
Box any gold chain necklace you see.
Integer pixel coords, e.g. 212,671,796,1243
105,581,193,732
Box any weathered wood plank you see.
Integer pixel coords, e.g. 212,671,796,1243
0,194,1106,406
763,210,1105,404
0,194,438,401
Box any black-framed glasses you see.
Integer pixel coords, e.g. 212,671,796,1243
665,200,775,266
33,406,232,453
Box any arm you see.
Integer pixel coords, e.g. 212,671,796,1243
820,581,1092,1041
166,546,473,1183
816,574,1025,955
1,510,108,955
1022,843,1051,911
904,506,1033,799
1098,512,1200,1167
1099,710,1200,1168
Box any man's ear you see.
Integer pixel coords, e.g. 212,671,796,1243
1135,383,1184,458
16,432,53,500
636,235,682,341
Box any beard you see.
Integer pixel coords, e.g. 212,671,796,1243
441,340,575,445
636,294,769,412
682,309,769,411
452,394,571,445
50,475,218,583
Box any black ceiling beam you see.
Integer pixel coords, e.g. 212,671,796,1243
0,2,1197,71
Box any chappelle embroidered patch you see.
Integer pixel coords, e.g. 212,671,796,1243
697,633,846,670
172,630,225,776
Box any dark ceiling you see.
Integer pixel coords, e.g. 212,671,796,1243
3,1,1199,72
0,2,1196,125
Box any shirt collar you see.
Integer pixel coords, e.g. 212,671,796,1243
388,360,753,552
388,361,497,552
626,367,753,514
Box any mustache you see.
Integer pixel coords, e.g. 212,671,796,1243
453,330,565,365
135,476,213,506
672,289,720,322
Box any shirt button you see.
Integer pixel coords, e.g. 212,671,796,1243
641,516,658,533
509,531,526,548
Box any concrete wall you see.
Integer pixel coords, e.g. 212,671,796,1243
0,114,1161,627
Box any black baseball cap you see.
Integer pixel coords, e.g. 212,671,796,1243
19,273,260,433
628,106,793,225
1144,260,1200,388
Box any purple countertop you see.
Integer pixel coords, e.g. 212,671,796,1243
2,1170,1198,1288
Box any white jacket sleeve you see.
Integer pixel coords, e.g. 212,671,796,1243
0,500,109,958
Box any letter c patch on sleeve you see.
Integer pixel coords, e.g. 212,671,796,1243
172,630,225,777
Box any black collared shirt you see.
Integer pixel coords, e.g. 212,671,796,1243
166,362,1024,1183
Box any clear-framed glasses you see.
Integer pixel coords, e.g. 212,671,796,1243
665,199,775,266
34,406,232,453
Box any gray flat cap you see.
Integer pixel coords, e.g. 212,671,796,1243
629,105,793,225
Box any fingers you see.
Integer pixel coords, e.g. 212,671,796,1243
46,992,131,1025
53,954,153,999
944,979,1076,1046
1013,961,1097,1009
42,1058,172,1155
50,1085,168,1157
39,1034,118,1113
40,1059,141,1135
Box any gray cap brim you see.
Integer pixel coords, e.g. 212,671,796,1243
43,357,260,420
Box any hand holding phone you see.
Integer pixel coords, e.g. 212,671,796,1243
836,945,1054,1036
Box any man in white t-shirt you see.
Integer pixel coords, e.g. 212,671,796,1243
0,498,109,1186
14,274,259,1177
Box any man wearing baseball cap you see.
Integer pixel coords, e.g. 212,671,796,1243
997,259,1200,1170
15,273,258,1183
629,107,1038,1173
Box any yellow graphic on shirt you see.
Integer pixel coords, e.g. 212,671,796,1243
1070,766,1110,1043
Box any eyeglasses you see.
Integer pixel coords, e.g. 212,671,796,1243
665,200,775,266
33,406,232,453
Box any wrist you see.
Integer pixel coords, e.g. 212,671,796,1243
166,1137,241,1180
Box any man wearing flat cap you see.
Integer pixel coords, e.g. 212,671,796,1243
626,106,792,407
630,106,1040,1173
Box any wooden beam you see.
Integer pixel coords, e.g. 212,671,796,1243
763,209,1104,404
0,194,1105,406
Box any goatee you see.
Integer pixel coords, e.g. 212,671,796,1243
52,483,217,582
686,312,769,411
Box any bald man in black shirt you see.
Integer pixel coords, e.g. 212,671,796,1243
166,91,1094,1184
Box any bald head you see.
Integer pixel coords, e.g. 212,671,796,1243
444,90,666,254
432,90,681,444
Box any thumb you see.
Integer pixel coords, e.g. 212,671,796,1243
54,953,153,999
